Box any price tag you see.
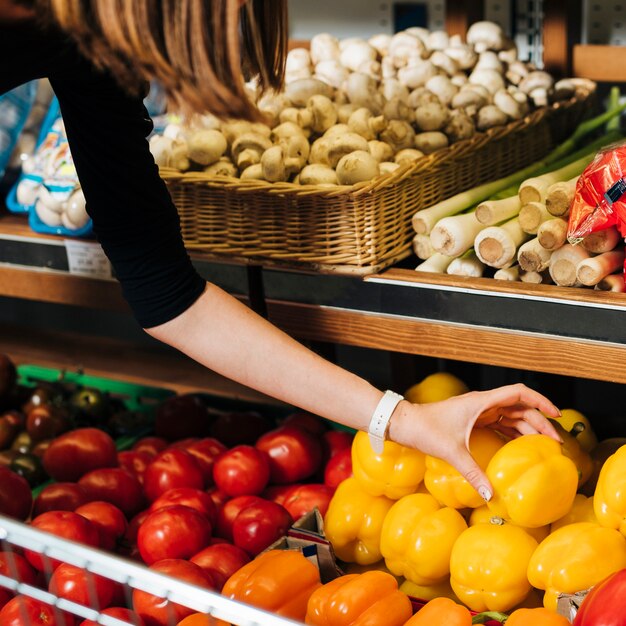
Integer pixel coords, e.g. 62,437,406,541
64,240,112,279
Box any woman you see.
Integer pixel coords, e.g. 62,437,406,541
0,0,561,502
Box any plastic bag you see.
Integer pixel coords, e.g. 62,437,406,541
568,141,626,242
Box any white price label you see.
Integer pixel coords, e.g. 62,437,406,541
64,240,112,279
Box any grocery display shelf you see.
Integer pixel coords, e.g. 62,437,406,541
2,213,626,385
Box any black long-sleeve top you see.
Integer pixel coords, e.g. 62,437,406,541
1,20,207,328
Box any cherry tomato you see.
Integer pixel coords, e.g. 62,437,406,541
183,438,227,485
262,485,296,506
26,405,70,443
282,484,334,520
209,411,274,447
232,500,292,556
75,501,128,551
212,446,270,497
43,428,117,482
149,488,217,527
132,559,215,626
32,483,90,517
214,495,265,542
154,395,212,441
0,552,38,609
143,449,204,502
25,511,100,571
0,467,32,520
0,596,75,626
49,563,116,610
255,426,323,484
282,411,328,436
78,468,145,518
190,543,250,590
137,505,212,565
80,607,145,626
124,509,150,546
131,437,168,458
117,450,152,484
324,447,352,490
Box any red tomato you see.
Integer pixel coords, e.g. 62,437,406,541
32,483,90,517
232,500,293,556
190,543,250,590
143,449,204,502
324,447,352,490
131,437,168,458
212,446,270,497
282,484,334,520
209,411,274,447
80,607,145,626
0,596,74,626
282,411,328,436
149,488,217,527
137,505,212,565
79,468,144,518
206,488,230,511
49,563,116,610
0,468,32,520
255,426,323,484
183,438,227,484
154,395,212,441
132,559,215,626
262,484,296,506
75,501,128,552
42,428,117,482
323,430,354,458
26,511,100,571
124,509,150,546
117,451,152,484
0,552,38,609
214,495,265,541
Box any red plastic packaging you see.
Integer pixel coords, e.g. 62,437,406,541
568,142,626,241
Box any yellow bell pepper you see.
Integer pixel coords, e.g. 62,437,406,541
594,444,626,536
450,521,538,612
380,493,467,586
469,505,549,543
351,431,425,500
551,494,597,532
341,560,402,584
550,419,593,487
527,522,626,611
486,434,578,528
403,372,468,404
399,579,460,603
304,571,412,626
324,477,393,565
581,437,626,497
555,408,598,452
424,429,504,509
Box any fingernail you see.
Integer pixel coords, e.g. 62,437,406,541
479,486,492,502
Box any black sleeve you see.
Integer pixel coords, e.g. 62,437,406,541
47,43,206,328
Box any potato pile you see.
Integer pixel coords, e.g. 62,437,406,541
150,21,587,187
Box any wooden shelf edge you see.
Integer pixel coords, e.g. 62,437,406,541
268,301,626,384
0,322,282,405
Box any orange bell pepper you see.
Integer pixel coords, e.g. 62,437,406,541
506,607,571,626
403,597,471,626
305,571,412,626
222,549,321,621
176,614,229,626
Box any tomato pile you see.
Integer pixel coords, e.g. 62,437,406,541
0,377,354,626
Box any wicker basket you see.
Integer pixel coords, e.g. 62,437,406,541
163,91,594,275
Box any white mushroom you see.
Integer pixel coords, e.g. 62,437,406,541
466,21,507,52
415,102,449,131
187,129,227,166
529,87,549,107
379,161,401,175
336,150,380,185
444,110,475,142
285,78,333,107
425,75,458,106
394,148,424,165
381,78,410,103
65,189,89,228
398,60,438,89
430,50,459,76
336,104,360,124
368,140,394,163
221,120,270,145
506,61,529,85
271,122,308,144
443,45,478,70
381,56,397,79
519,71,555,95
383,97,414,122
498,41,519,64
405,27,430,46
324,123,351,137
476,104,509,131
204,158,238,177
348,107,387,140
344,73,384,114
286,48,312,75
427,30,450,51
408,88,441,108
368,33,392,57
240,164,264,180
452,89,487,117
310,33,340,64
299,164,338,186
356,59,382,80
388,32,427,67
494,90,525,119
414,131,449,154
309,137,331,165
475,51,504,73
261,142,307,182
149,135,190,171
340,40,377,72
231,132,273,170
380,120,416,151
469,68,506,94
314,60,349,89
451,73,469,87
326,132,370,168
305,95,338,133
257,91,291,127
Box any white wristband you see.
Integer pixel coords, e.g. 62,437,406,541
368,390,404,454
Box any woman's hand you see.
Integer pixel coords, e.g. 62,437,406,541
388,383,562,502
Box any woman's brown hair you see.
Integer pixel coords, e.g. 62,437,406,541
37,0,288,120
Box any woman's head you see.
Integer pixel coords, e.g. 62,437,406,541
38,0,287,120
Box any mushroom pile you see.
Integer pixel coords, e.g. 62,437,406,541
150,21,591,187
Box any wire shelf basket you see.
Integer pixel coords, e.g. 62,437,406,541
0,515,302,626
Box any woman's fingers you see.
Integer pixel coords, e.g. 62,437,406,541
478,383,560,418
449,447,494,502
